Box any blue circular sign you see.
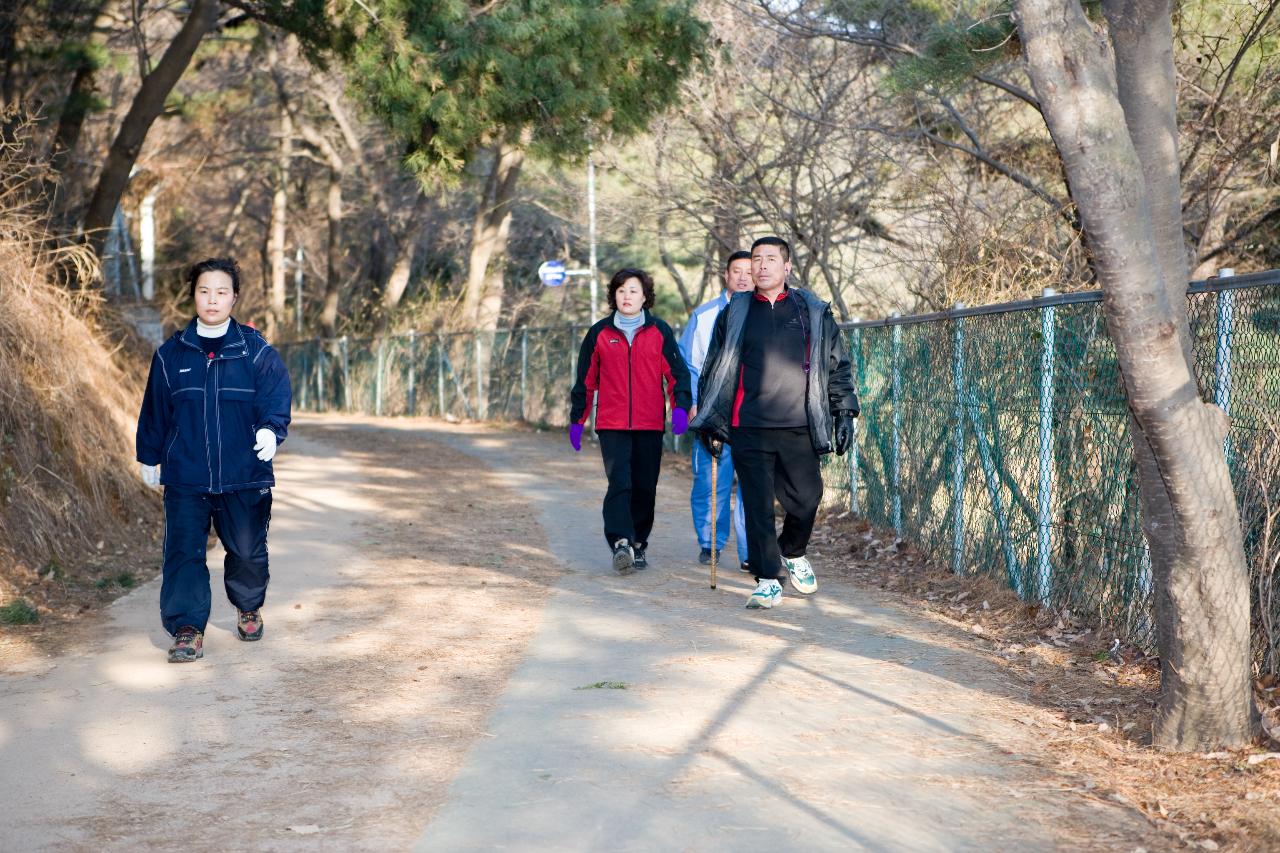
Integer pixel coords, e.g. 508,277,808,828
538,260,567,287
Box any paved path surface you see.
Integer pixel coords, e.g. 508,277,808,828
412,425,1152,852
0,416,1157,851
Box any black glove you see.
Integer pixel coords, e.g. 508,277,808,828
698,431,723,459
834,411,855,456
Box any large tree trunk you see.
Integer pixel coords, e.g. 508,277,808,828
82,0,220,260
1014,0,1256,750
275,67,346,337
462,136,527,331
268,95,292,337
46,3,114,217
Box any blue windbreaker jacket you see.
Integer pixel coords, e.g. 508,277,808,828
136,318,292,492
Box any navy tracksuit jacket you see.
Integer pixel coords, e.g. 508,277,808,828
136,318,292,634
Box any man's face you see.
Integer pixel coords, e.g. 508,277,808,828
725,258,753,293
193,271,237,325
751,245,790,292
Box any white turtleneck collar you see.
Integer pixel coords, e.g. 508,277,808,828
196,318,230,338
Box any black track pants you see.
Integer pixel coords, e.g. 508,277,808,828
730,427,823,580
597,429,665,550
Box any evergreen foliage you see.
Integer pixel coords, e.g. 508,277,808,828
337,0,709,174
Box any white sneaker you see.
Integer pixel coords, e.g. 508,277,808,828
612,539,635,574
746,579,783,609
783,555,817,595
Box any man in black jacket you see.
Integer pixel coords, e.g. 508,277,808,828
690,236,858,609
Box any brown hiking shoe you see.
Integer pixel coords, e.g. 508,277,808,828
168,626,204,663
236,609,264,641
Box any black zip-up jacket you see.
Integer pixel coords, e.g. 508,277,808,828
689,287,858,454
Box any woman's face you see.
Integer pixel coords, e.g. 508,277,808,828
615,277,645,318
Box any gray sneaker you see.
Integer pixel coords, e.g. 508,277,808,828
783,555,817,595
612,539,635,574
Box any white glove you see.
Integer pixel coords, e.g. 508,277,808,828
254,428,278,462
140,463,160,488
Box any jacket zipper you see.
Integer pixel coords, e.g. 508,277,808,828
625,331,634,429
204,355,214,492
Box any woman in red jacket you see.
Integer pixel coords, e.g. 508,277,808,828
569,268,692,574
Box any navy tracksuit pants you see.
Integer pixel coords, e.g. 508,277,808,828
161,485,272,635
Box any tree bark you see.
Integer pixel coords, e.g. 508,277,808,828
461,135,527,331
268,94,292,338
46,3,114,218
1014,0,1256,750
82,0,220,260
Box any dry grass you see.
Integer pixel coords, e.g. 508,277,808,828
809,511,1280,852
0,116,161,636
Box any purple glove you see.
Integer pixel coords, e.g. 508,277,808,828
569,423,584,452
671,407,689,436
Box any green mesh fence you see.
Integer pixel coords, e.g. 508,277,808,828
277,271,1280,668
845,270,1280,665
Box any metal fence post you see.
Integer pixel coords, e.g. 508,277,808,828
891,317,902,537
1215,268,1236,461
520,328,528,422
340,335,351,412
437,334,446,417
951,308,966,575
849,324,861,515
375,337,386,417
299,346,310,411
407,330,417,415
316,339,326,412
474,335,485,420
1037,289,1057,604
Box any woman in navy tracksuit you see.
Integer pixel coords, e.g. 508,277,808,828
136,258,292,662
569,268,692,574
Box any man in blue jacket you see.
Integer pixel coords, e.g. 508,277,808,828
679,251,753,571
136,258,292,662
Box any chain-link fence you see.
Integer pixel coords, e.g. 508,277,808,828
277,271,1280,670
846,269,1280,669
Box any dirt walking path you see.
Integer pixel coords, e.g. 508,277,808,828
0,414,1160,851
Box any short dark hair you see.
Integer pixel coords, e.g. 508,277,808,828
725,250,751,270
751,236,791,262
187,257,241,299
607,268,656,312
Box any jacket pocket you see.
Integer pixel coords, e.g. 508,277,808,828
217,388,265,485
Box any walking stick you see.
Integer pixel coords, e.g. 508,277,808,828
709,446,718,590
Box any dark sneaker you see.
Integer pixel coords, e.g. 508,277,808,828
633,546,648,570
236,609,264,641
699,547,712,564
612,539,635,575
168,626,204,663
740,561,752,573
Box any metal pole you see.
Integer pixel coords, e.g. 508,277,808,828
1214,268,1236,461
951,308,966,575
437,335,446,417
520,329,528,421
294,246,304,336
891,318,902,537
408,330,417,415
340,335,351,412
140,187,158,300
1037,288,1057,604
474,335,484,420
316,339,326,412
588,147,599,324
375,337,385,417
